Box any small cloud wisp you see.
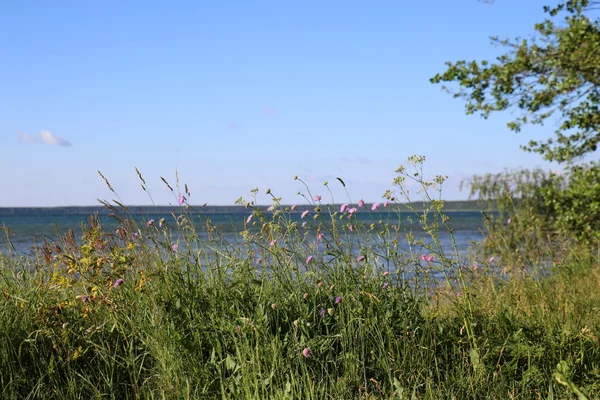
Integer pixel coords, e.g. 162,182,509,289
39,130,72,147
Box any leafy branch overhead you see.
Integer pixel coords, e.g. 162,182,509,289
431,0,600,163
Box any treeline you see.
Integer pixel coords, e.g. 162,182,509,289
0,200,494,217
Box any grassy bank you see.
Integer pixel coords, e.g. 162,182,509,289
1,165,599,399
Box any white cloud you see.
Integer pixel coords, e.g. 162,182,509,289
39,130,72,147
17,131,35,143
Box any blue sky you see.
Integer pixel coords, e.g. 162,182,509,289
1,0,565,207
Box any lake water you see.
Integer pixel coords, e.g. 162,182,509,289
0,209,488,256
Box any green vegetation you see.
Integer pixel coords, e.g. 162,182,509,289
1,157,599,399
432,0,600,250
431,0,600,163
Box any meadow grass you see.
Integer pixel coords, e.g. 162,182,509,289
1,159,599,399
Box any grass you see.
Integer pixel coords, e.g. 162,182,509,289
1,158,599,399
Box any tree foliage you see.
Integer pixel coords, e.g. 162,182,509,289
431,0,600,163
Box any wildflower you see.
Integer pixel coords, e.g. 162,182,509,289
313,195,321,201
269,240,276,247
488,256,495,263
301,210,309,219
267,205,275,212
178,194,185,205
246,214,253,224
319,308,326,317
146,219,155,228
473,262,479,271
507,218,512,224
171,243,178,252
335,295,343,304
327,308,334,315
256,257,263,264
271,303,277,310
302,348,312,358
291,204,297,210
80,295,89,303
316,233,324,241
457,292,462,298
317,281,323,287
113,278,124,288
420,254,434,263
356,255,365,262
306,255,314,264
132,232,140,240
340,203,349,213
371,202,380,211
348,207,357,215
384,200,390,207
302,221,307,228
383,271,390,277
358,199,365,208
303,293,309,299
348,224,353,232
383,282,389,289
159,218,165,228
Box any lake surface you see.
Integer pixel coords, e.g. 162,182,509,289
0,209,489,256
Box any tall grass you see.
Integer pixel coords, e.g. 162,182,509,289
1,157,599,399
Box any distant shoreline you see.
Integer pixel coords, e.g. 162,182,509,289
0,200,496,216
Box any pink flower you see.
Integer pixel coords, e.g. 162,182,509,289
457,292,463,298
488,256,495,263
132,232,139,240
178,194,185,205
113,278,124,288
383,271,390,277
246,214,253,224
383,282,389,289
316,233,324,241
306,255,313,264
319,308,326,317
302,347,312,358
269,240,276,247
301,210,309,219
348,224,354,232
356,255,365,262
313,195,321,201
302,221,307,228
384,200,390,207
371,202,380,211
348,207,357,215
473,262,479,271
291,204,297,210
171,243,178,252
146,219,155,228
256,258,263,264
335,295,343,304
81,295,89,303
340,203,349,213
358,199,365,208
507,218,512,224
420,254,435,263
